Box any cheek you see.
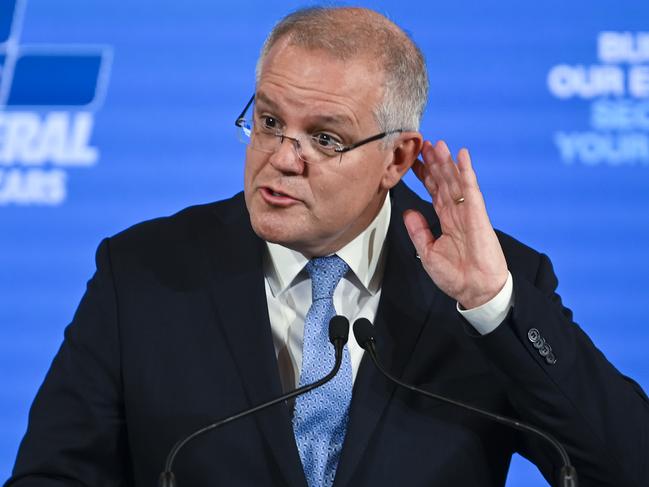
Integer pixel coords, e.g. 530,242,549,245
341,159,386,195
243,151,263,190
311,174,374,222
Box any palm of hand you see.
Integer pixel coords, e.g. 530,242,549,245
404,140,508,309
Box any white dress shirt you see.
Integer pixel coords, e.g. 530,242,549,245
263,194,514,392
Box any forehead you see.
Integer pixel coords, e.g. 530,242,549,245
256,40,383,127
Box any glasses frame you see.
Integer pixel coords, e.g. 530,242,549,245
234,94,404,157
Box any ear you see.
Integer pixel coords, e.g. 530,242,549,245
380,132,424,190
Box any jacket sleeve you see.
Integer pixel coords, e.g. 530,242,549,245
5,238,132,487
471,251,649,486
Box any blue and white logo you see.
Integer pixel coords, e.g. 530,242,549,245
0,0,112,205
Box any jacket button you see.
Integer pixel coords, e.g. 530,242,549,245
546,352,557,365
539,343,552,357
528,328,541,343
533,337,546,350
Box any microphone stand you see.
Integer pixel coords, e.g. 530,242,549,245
353,318,578,487
159,315,350,487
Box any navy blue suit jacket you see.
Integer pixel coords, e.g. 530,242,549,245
6,183,649,486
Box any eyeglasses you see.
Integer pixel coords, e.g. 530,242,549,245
234,94,404,164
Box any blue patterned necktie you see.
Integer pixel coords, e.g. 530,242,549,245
293,255,352,487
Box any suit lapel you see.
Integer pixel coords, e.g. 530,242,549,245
334,184,444,487
205,195,307,487
200,184,443,487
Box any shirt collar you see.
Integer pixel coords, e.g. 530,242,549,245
264,194,391,297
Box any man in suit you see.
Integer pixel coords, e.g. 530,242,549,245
6,6,649,487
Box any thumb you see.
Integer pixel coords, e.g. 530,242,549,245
403,210,435,258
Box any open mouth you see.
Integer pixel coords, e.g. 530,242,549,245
260,186,299,206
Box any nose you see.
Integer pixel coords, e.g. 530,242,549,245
268,134,306,174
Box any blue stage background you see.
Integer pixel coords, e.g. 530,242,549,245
1,1,648,485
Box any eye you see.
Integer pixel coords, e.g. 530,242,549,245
312,133,342,150
260,116,279,131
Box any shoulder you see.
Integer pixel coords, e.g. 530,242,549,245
107,191,247,252
94,192,256,285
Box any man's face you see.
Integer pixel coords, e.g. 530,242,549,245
244,41,399,257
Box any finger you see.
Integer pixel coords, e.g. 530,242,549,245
432,141,464,206
411,158,426,181
419,140,436,165
456,148,490,218
403,209,436,258
456,148,479,191
412,140,436,181
412,141,440,196
417,141,447,193
411,158,439,197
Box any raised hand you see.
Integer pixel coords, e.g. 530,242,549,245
403,140,508,309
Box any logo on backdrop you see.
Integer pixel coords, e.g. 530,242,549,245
547,32,649,166
0,0,112,205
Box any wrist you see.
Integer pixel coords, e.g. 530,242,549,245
458,273,509,310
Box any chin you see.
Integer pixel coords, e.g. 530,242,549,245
250,212,297,247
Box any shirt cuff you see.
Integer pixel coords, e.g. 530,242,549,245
456,271,514,335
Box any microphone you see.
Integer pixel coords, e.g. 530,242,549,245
159,315,351,487
353,318,578,487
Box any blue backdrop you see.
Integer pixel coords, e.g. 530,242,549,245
1,1,648,485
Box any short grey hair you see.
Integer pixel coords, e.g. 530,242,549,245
255,7,429,134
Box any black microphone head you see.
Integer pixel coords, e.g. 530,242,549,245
353,318,375,349
328,315,349,345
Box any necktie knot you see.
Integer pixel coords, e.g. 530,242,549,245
305,255,349,301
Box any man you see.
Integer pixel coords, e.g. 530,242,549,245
6,6,649,487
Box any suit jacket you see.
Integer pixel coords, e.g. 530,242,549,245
6,182,649,487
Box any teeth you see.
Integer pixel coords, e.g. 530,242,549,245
272,191,281,196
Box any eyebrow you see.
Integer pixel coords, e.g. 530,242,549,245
255,92,355,128
255,92,280,111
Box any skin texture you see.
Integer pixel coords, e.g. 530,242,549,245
245,35,508,309
244,39,422,258
403,141,509,309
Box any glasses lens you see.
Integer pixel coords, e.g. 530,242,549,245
306,135,343,163
237,119,252,144
243,120,281,155
236,116,340,164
